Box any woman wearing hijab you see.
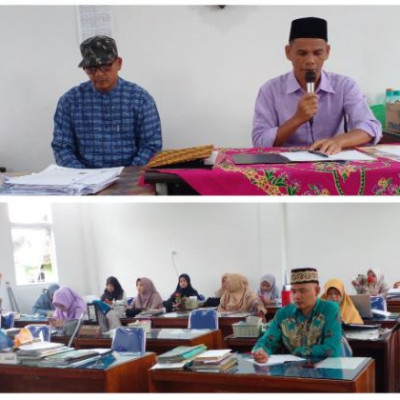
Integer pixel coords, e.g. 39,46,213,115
32,284,60,316
100,276,126,304
218,273,266,315
321,278,363,324
257,274,280,306
352,268,390,297
132,277,163,311
169,273,201,301
52,286,87,320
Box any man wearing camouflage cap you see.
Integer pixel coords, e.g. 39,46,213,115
52,36,162,168
252,267,342,363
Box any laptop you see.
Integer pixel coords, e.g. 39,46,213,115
350,294,373,318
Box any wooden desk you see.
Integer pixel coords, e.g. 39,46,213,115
387,299,400,313
148,353,375,393
0,352,156,392
122,312,250,339
14,317,49,328
73,329,222,353
224,323,400,393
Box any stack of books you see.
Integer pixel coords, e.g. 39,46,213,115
190,349,237,372
40,348,111,367
16,341,70,365
152,344,207,370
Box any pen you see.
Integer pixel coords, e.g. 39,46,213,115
308,150,329,158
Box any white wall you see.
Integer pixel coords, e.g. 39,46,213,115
285,203,400,295
83,202,285,299
1,201,400,313
1,5,399,172
0,202,89,313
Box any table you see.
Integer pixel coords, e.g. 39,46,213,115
0,166,154,196
148,353,375,392
387,299,400,313
121,312,251,339
143,145,400,195
0,352,156,392
14,315,49,328
224,321,400,393
73,329,222,353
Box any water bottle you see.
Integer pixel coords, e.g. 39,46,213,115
281,284,292,307
393,90,400,103
385,88,394,104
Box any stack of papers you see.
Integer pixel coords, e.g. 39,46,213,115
280,150,375,163
190,349,237,372
2,164,123,195
17,342,70,364
343,329,381,341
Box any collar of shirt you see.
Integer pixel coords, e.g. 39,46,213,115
286,70,335,95
89,77,122,96
294,298,321,321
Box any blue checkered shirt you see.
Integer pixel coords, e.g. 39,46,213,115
52,78,162,168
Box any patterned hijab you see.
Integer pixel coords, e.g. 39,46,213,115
53,287,86,320
218,273,258,312
257,274,280,300
321,278,363,324
134,277,163,310
367,269,390,297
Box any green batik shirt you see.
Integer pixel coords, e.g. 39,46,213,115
253,298,342,357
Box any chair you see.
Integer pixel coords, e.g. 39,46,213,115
340,334,353,357
1,313,15,329
198,294,206,302
26,324,51,342
188,309,218,330
111,326,146,354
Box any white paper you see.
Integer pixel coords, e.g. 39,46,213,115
246,354,305,366
3,165,123,195
371,309,392,317
315,357,366,370
280,150,375,162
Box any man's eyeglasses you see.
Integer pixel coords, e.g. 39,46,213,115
83,60,116,75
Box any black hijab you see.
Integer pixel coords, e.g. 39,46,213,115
101,276,124,301
172,273,200,299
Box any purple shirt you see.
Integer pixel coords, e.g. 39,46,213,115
252,70,382,147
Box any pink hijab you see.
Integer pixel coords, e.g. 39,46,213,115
134,278,163,310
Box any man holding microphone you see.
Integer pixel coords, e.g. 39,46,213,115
251,17,381,155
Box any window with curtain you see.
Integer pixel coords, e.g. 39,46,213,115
8,202,58,286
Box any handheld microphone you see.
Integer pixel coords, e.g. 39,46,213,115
305,70,316,127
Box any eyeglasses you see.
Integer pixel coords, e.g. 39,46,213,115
83,60,116,75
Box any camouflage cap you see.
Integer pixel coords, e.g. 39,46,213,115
78,35,118,68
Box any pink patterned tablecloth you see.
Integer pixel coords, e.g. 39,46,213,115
148,146,400,196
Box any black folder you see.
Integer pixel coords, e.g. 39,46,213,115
232,153,290,165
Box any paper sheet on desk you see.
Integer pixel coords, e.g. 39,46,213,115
246,354,305,366
280,150,375,162
315,357,367,370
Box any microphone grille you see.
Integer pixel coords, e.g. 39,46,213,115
305,70,316,83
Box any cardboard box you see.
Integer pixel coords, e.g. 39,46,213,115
386,102,400,133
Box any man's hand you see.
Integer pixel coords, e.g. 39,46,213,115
310,137,343,155
252,349,269,363
295,93,318,124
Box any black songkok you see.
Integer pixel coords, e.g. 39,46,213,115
289,17,328,42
